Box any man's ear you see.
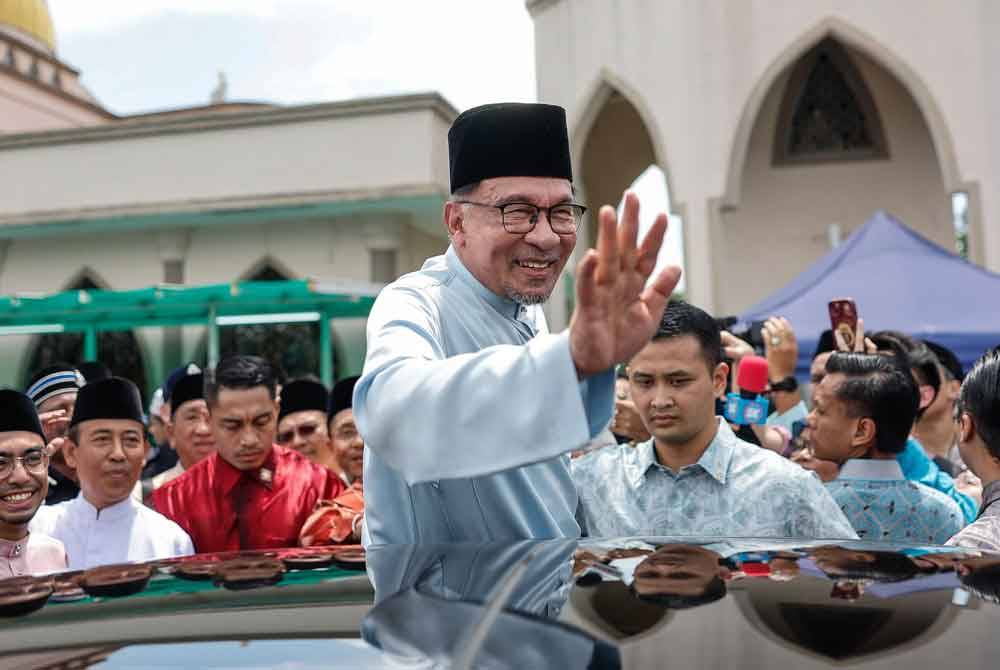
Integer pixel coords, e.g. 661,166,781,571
63,438,79,469
850,417,876,457
444,201,465,243
918,384,936,410
713,362,730,398
165,419,176,442
958,412,976,446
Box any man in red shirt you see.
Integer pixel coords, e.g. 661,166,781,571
152,356,345,553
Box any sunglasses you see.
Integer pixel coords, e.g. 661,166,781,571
276,423,322,445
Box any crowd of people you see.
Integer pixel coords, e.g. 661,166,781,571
0,100,998,588
0,355,366,576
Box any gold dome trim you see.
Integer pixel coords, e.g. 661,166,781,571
0,0,56,52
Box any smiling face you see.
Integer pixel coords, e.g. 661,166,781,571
329,408,364,482
446,176,576,305
65,419,146,510
168,399,216,470
0,431,48,539
627,336,728,449
210,386,278,471
277,410,333,466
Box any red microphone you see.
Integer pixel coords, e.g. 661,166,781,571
736,355,769,397
724,355,771,425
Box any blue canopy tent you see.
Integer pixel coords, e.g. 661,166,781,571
738,210,1000,378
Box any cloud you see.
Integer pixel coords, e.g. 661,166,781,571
48,0,536,114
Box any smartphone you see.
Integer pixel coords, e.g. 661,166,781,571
828,298,858,350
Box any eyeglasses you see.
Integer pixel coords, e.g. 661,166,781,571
0,450,48,480
276,423,323,445
454,200,587,235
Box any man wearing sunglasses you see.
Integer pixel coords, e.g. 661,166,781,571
354,102,681,546
276,379,342,480
0,390,67,577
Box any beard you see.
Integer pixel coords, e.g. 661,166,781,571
505,290,549,305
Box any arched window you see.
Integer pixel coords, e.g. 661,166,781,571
773,38,888,164
24,274,149,400
212,262,339,381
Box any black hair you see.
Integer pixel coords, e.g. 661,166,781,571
631,575,727,610
652,301,721,371
825,353,918,454
959,562,1000,605
813,329,835,361
957,347,1000,462
870,330,941,420
924,340,964,382
205,355,278,406
814,549,919,583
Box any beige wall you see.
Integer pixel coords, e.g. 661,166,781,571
0,70,107,133
717,47,951,314
0,213,447,390
532,0,999,318
0,97,454,225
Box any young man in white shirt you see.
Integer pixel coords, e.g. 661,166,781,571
32,377,193,569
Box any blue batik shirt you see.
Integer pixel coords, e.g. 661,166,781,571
826,459,965,544
898,438,977,523
571,419,857,540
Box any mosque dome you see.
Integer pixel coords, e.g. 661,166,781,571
0,0,56,53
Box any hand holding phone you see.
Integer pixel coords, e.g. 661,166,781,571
828,298,858,351
827,299,876,353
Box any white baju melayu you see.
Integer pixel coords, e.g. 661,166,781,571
31,494,194,570
354,246,614,547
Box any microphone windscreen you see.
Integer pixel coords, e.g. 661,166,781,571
736,356,770,394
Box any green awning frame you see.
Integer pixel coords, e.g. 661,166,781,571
0,280,380,386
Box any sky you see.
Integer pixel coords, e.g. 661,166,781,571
47,0,684,287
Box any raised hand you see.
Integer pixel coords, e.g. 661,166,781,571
569,192,682,378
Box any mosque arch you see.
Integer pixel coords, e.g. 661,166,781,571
195,258,343,382
713,19,967,315
22,269,150,400
722,17,963,208
572,71,681,249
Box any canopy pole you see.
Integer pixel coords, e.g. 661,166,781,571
319,312,333,387
208,306,220,370
83,326,98,362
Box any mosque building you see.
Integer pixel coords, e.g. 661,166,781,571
530,0,1000,322
3,1,1000,394
0,1,454,393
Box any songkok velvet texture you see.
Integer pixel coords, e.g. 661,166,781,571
70,377,144,427
448,103,572,193
328,376,359,418
278,380,329,422
169,373,205,417
0,390,45,440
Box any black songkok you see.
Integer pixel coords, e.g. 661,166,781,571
25,363,84,408
163,363,202,403
447,103,572,193
77,361,111,384
0,390,45,440
329,376,359,419
279,380,329,422
170,373,205,418
70,377,144,428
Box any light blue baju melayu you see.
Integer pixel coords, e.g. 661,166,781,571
354,246,614,546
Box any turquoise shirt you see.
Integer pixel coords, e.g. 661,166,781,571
355,246,614,546
571,420,858,540
826,459,964,544
897,438,977,523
